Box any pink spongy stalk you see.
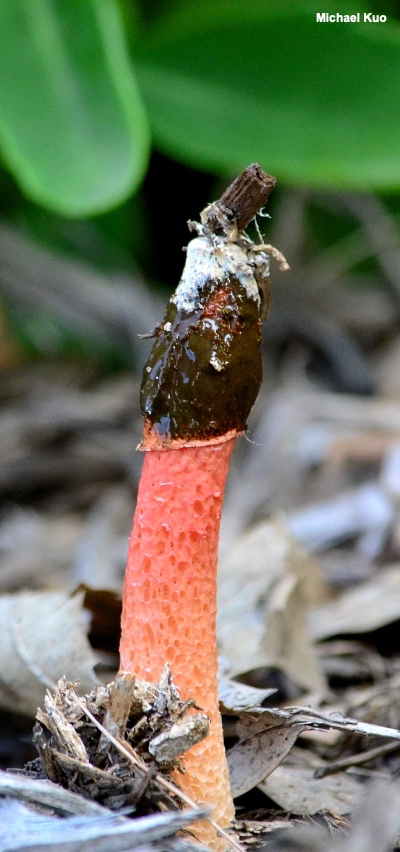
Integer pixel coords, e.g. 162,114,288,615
120,438,235,848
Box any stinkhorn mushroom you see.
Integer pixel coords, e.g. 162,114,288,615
119,165,283,849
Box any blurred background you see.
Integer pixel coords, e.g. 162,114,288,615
1,0,400,768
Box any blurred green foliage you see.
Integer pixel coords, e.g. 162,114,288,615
0,0,399,217
0,0,398,371
135,2,400,191
0,0,149,217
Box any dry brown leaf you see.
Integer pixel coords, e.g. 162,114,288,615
224,702,400,800
0,590,98,715
226,711,303,797
259,764,361,815
217,518,327,691
259,572,325,693
265,781,400,852
310,563,400,641
218,677,276,711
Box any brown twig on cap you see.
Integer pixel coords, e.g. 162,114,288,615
201,163,276,236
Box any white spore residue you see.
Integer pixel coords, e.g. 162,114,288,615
172,237,263,313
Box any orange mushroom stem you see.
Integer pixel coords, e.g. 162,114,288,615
119,165,279,850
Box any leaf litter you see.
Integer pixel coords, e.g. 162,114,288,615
4,197,400,847
3,369,400,849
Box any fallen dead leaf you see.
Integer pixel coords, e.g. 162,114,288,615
310,563,400,641
259,764,361,815
0,590,98,715
264,781,400,852
217,518,327,692
224,701,400,800
259,571,325,694
226,710,303,798
218,677,276,711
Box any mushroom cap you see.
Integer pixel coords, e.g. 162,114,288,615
141,237,266,447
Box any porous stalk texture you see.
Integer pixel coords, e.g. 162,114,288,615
120,439,235,850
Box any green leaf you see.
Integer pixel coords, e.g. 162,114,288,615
0,0,149,217
135,2,400,190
